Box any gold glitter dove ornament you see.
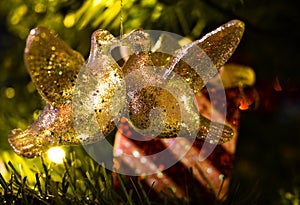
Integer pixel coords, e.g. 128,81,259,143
8,20,245,158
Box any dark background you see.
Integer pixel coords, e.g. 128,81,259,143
1,0,299,204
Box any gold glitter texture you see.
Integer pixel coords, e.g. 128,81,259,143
9,20,245,158
9,27,84,157
25,27,85,105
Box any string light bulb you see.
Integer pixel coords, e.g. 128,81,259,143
47,147,65,164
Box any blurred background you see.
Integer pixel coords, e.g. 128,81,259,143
0,0,299,204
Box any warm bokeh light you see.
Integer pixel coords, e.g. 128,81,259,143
47,147,65,164
5,87,15,99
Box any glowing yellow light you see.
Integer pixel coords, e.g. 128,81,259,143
64,13,76,28
157,171,163,178
5,87,15,99
27,81,36,93
47,147,65,164
0,159,7,176
93,0,103,6
10,4,28,25
33,109,42,120
151,3,163,21
34,3,46,13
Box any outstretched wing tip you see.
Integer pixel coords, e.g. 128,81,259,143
228,19,245,26
25,27,54,48
227,19,245,35
8,129,41,158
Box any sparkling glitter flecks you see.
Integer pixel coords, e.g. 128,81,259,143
73,29,125,143
24,27,85,105
9,27,84,157
163,20,245,93
122,52,233,143
9,104,79,158
9,20,246,158
121,20,245,143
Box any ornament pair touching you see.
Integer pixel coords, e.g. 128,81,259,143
8,20,254,159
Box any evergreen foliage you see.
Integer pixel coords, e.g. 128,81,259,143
1,0,299,204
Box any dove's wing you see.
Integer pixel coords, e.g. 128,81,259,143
195,20,245,70
25,27,85,105
9,28,85,158
164,20,245,93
